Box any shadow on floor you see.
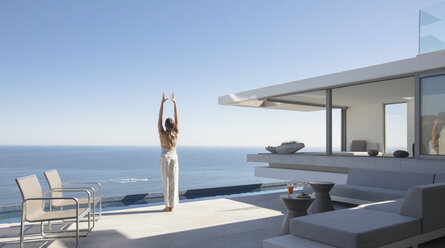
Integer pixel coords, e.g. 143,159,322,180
0,219,97,248
228,192,286,213
54,215,284,248
101,209,164,216
0,222,57,248
229,190,353,214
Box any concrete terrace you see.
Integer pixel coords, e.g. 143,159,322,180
0,192,286,248
1,192,444,248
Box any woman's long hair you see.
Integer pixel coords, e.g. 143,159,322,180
165,118,177,150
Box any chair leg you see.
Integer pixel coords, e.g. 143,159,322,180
20,210,25,248
76,215,79,248
48,203,52,232
99,197,102,219
88,210,91,231
92,204,95,229
92,199,101,221
41,220,90,237
40,221,44,236
93,202,101,221
62,208,94,233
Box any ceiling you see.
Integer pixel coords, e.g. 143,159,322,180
264,77,415,111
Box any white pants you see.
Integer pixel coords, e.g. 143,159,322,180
160,150,179,208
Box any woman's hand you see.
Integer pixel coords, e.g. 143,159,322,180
170,92,176,103
162,92,168,103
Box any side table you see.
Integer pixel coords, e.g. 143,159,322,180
309,181,335,213
280,194,314,235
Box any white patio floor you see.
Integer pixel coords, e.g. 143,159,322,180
1,191,444,248
0,192,286,248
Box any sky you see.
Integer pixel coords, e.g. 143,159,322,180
0,0,444,147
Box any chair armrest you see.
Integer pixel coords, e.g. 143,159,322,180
57,186,96,207
59,186,95,199
64,182,101,185
60,186,95,191
63,182,102,199
24,197,79,205
44,189,91,208
24,197,80,212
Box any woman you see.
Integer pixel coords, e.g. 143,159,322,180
430,119,440,155
158,92,179,212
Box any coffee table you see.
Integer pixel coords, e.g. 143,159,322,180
279,194,314,235
308,181,335,213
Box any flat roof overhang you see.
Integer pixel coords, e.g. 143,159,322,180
218,49,445,109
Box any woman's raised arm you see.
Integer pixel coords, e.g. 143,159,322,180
158,92,168,132
171,92,179,132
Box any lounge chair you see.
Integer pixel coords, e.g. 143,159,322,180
43,169,102,221
264,183,445,248
16,175,93,248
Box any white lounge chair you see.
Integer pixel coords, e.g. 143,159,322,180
16,175,93,248
44,169,102,221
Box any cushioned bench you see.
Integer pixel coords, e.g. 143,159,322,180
435,173,445,183
330,168,435,204
290,208,420,248
264,183,445,248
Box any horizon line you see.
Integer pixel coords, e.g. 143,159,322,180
0,144,330,148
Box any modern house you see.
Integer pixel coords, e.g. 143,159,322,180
219,3,445,184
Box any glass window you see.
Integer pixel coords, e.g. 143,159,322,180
332,77,414,155
385,103,407,153
421,74,445,155
419,2,445,54
332,108,342,152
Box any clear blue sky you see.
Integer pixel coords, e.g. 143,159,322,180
0,0,443,146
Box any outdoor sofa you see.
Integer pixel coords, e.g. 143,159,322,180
330,168,436,204
264,183,445,248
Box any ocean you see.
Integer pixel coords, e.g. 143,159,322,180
0,146,282,206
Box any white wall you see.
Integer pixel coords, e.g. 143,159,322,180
347,101,414,154
347,104,384,151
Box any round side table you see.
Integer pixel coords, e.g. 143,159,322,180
280,194,314,235
309,181,335,213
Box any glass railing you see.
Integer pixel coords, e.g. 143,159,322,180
419,2,445,54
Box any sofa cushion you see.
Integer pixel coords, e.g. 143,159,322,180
290,208,421,248
360,199,403,214
434,173,445,183
400,183,445,233
331,184,406,202
346,168,435,191
350,140,366,152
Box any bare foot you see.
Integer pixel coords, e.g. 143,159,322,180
163,207,170,212
169,207,173,212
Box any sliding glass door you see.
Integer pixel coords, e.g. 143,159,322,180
420,74,445,155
